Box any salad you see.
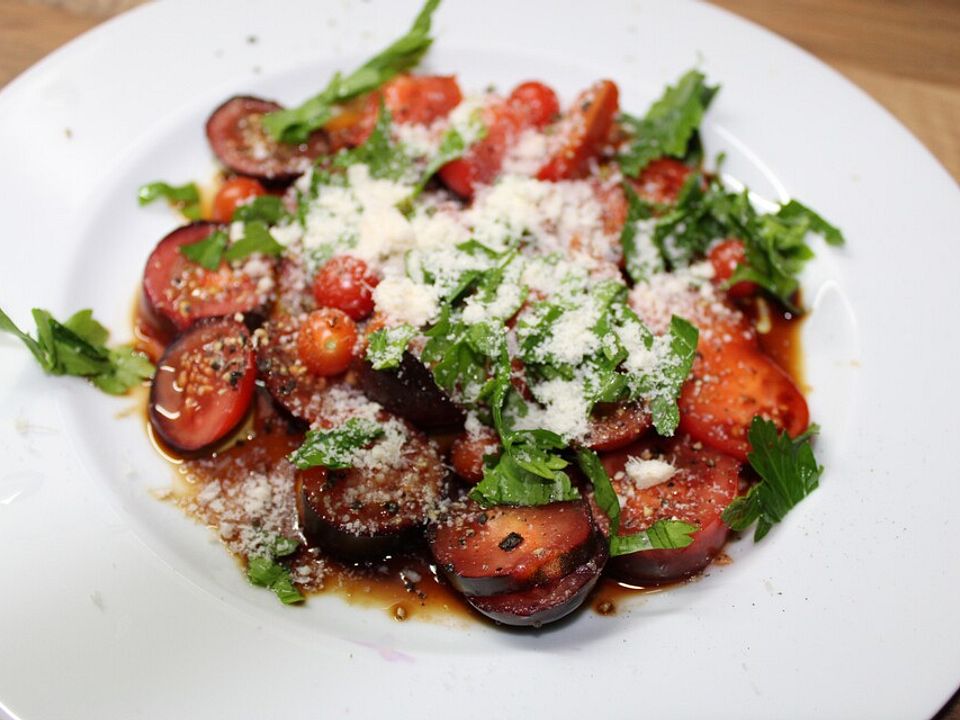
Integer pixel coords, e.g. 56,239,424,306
0,0,841,627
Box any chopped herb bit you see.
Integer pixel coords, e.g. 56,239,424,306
618,69,718,178
137,180,202,220
722,417,822,541
333,102,411,181
247,553,304,605
470,428,580,507
0,307,154,395
366,324,417,370
231,195,287,224
288,418,385,470
576,449,698,556
620,182,658,284
223,221,284,261
180,229,228,270
261,0,441,143
409,113,486,200
645,316,698,436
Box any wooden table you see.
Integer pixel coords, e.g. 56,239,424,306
1,0,958,717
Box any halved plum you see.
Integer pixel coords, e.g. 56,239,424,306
357,351,464,429
468,548,606,627
297,427,447,562
149,318,256,453
598,434,741,585
205,96,328,183
429,500,599,597
142,222,269,333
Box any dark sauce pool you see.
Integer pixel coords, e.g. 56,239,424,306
134,294,805,625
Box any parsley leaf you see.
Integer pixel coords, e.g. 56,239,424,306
261,0,441,143
180,224,283,270
0,307,154,395
618,69,718,178
288,418,385,470
470,429,580,507
137,180,202,220
180,229,228,270
626,171,845,312
366,324,417,370
223,221,285,262
721,417,822,541
576,449,697,556
231,195,287,224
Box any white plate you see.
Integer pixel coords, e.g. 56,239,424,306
1,1,958,718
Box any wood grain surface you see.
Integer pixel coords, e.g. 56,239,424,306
0,0,957,718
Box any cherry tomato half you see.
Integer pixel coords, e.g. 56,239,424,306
537,79,619,181
296,308,359,377
450,426,501,484
312,255,380,321
212,177,268,223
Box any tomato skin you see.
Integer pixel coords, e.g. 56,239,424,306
508,81,560,128
597,434,740,585
211,177,267,223
708,238,759,298
149,318,256,453
311,255,379,321
537,79,619,181
629,157,694,205
450,427,501,483
296,308,359,377
679,342,809,461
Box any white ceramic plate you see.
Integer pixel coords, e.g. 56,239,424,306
1,1,959,718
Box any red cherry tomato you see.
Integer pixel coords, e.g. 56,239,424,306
211,177,267,223
629,157,694,205
537,79,619,181
326,75,462,150
148,318,256,453
508,81,560,128
598,434,740,585
296,308,359,377
311,256,380,321
708,238,759,298
679,342,809,461
450,427,501,483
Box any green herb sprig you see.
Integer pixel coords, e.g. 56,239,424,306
262,0,441,144
0,307,153,395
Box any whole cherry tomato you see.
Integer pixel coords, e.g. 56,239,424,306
296,308,359,377
211,176,267,222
